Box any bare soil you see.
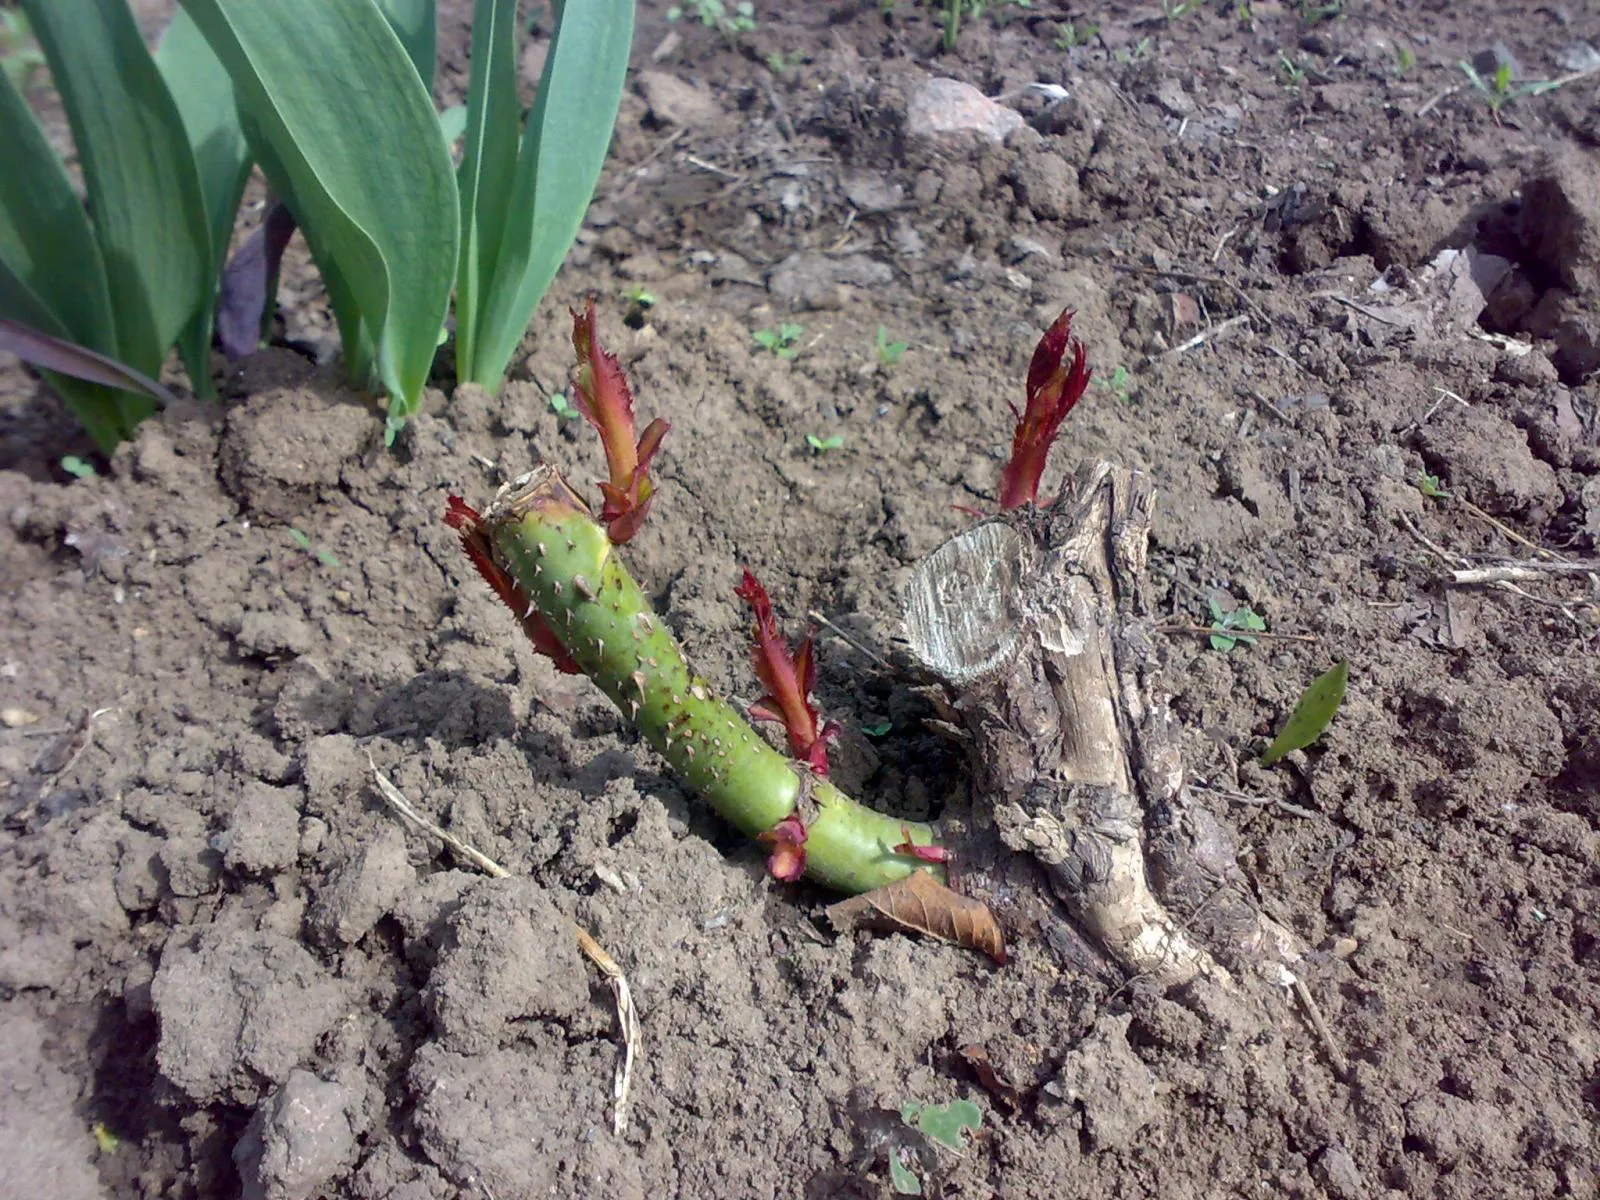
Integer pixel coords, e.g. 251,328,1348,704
3,2,1598,1198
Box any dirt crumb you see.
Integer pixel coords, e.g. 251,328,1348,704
151,927,348,1103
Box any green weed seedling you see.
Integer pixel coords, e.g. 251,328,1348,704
1115,36,1153,65
60,455,98,480
1416,470,1451,499
1055,21,1098,50
1260,660,1348,766
1208,594,1267,652
1458,58,1564,122
754,323,804,359
1095,364,1132,403
876,325,908,366
1299,0,1345,24
288,528,341,570
806,433,845,454
666,0,756,42
549,390,580,421
1279,51,1308,88
891,1099,983,1194
766,49,803,74
1159,0,1200,18
1394,45,1416,76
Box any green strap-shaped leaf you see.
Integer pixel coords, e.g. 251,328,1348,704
0,60,115,356
0,271,148,452
374,0,437,89
454,0,520,383
181,0,458,422
24,0,213,377
466,0,634,390
1260,659,1349,767
156,7,252,400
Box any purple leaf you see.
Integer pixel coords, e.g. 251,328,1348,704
0,319,178,405
217,200,297,362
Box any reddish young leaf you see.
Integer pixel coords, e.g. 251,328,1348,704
757,813,808,882
570,298,670,544
895,825,952,865
998,308,1092,511
825,870,1008,965
735,570,840,774
444,496,582,673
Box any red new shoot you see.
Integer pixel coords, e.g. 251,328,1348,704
998,307,1092,511
444,496,583,674
735,570,841,775
570,297,670,544
759,814,808,882
895,825,951,865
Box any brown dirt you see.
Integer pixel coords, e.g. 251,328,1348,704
3,2,1599,1198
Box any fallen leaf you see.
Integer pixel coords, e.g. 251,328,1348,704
958,1045,1022,1112
826,870,1007,964
1261,659,1349,767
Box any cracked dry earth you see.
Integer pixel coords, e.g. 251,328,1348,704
2,1,1599,1197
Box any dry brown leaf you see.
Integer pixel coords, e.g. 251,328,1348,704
958,1044,1023,1112
825,869,1007,964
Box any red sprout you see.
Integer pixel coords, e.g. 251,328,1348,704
894,826,951,865
734,570,840,775
758,814,809,882
570,298,670,544
997,308,1092,510
445,496,582,674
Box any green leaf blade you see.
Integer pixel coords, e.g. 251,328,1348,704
455,0,521,384
0,54,116,355
25,0,213,377
1260,659,1349,767
468,0,634,390
183,0,458,419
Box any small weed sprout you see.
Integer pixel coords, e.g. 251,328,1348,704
1159,0,1200,19
1279,51,1308,87
1115,36,1153,65
765,49,803,74
1416,470,1451,499
1457,59,1564,121
1054,21,1098,50
806,432,845,454
1095,364,1132,402
1207,595,1266,652
666,0,756,42
1394,45,1416,75
624,285,657,310
876,326,908,366
549,390,580,421
1233,2,1254,30
1298,0,1345,23
60,455,98,480
753,323,804,359
891,1099,983,1194
288,528,341,569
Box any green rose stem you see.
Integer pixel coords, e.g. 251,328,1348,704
453,467,943,895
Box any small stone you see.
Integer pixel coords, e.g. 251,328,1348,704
1314,1143,1365,1200
636,70,722,129
235,1071,358,1200
1,706,38,728
906,77,1023,145
1331,936,1360,959
1153,78,1195,117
